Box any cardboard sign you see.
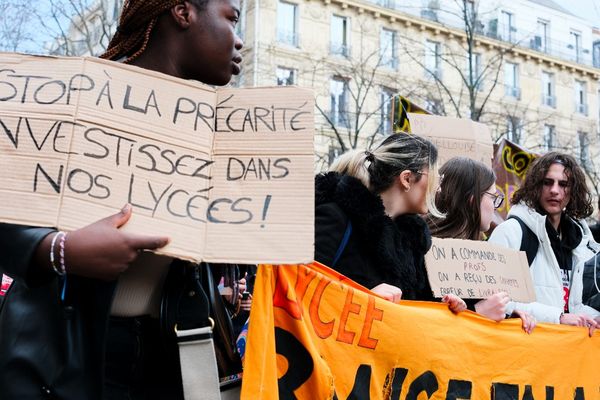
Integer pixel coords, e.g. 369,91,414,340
408,113,493,167
425,238,536,302
242,263,600,399
0,53,315,263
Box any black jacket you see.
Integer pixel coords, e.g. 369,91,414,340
0,224,237,399
314,172,434,301
0,224,116,399
589,222,600,244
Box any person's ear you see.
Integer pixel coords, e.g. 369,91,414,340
398,170,412,192
171,2,193,29
468,194,474,205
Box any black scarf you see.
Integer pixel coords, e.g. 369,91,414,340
546,214,581,272
315,172,433,299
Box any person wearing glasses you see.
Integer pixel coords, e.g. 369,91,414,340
426,157,535,333
489,152,600,335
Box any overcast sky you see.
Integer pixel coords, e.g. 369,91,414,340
553,0,600,26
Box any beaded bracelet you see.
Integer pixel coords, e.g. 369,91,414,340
50,231,66,276
59,232,68,275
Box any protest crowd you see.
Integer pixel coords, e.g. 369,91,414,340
0,0,599,399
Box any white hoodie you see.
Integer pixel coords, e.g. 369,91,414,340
488,203,600,323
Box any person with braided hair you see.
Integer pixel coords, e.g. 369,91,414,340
0,0,243,398
101,0,243,85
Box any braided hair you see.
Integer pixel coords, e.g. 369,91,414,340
101,0,207,63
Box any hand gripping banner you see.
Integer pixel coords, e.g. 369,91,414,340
241,263,600,399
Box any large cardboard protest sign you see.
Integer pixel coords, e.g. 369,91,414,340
408,113,494,167
425,238,536,302
0,53,314,263
242,263,600,399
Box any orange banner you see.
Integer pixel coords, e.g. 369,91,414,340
242,263,600,399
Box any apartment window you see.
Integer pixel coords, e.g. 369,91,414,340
506,117,522,144
374,0,395,7
578,131,590,168
328,144,344,165
420,0,439,22
380,28,397,69
277,1,298,46
543,124,555,152
276,67,296,86
593,41,600,68
504,62,520,99
534,19,549,52
541,72,555,108
330,77,350,128
569,30,581,63
500,10,515,42
380,87,395,135
575,80,587,115
330,15,349,57
424,98,443,115
425,40,442,80
466,52,483,91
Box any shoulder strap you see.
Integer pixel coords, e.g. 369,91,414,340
331,220,353,269
508,215,539,266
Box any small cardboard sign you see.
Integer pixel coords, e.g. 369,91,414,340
425,238,536,302
408,113,493,167
0,53,315,263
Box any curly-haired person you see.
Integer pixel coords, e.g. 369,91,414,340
489,152,600,335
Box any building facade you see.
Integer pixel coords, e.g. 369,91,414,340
50,0,600,187
236,0,600,177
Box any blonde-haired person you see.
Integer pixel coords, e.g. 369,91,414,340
315,133,466,311
426,157,536,333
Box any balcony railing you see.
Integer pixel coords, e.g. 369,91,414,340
327,110,352,129
373,0,395,9
330,42,351,57
425,67,443,80
504,85,521,99
542,94,556,108
277,30,299,47
363,1,598,69
480,21,594,68
576,103,588,116
420,9,438,22
380,56,398,69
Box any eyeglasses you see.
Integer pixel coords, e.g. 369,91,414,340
483,191,504,208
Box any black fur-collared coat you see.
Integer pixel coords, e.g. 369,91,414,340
315,172,434,300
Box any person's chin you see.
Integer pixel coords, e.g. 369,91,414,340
232,62,241,76
207,74,232,86
543,204,562,215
